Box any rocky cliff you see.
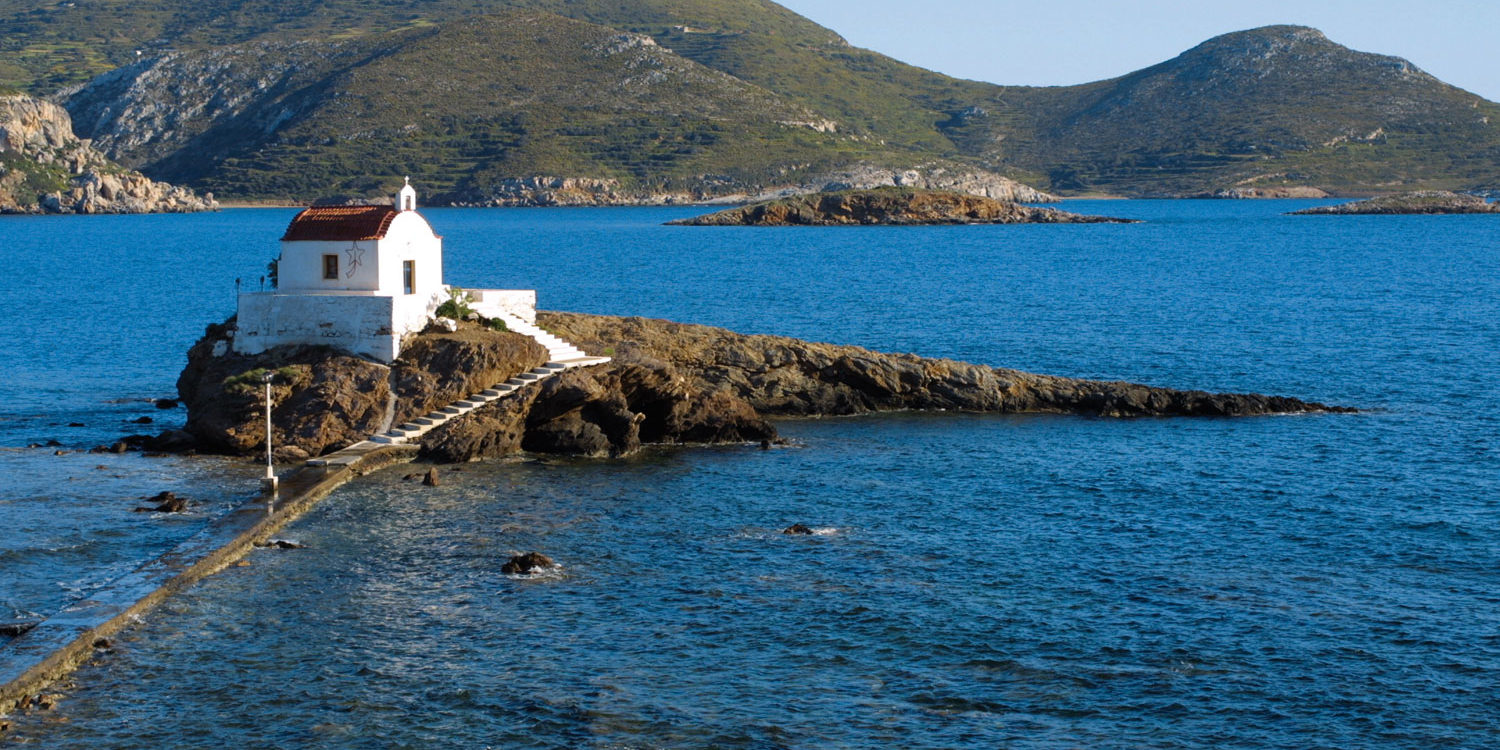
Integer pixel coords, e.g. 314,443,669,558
538,312,1352,419
0,94,216,214
669,187,1130,226
1289,191,1500,215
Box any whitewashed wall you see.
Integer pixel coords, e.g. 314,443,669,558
233,290,444,362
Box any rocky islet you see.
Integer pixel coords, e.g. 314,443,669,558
668,187,1134,226
171,312,1351,464
1289,190,1500,215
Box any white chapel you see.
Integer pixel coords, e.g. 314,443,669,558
233,179,537,362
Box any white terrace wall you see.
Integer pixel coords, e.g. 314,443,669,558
469,289,538,324
234,290,444,362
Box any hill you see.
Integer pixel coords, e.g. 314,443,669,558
58,10,1042,204
5,0,1498,199
988,26,1500,195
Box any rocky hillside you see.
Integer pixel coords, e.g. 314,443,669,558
1289,190,1500,215
990,26,1500,196
12,1,1497,201
0,94,215,214
57,12,1041,205
669,187,1131,225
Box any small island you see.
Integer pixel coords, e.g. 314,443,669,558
668,187,1136,226
1289,190,1500,215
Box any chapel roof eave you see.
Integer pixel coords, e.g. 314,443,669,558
281,205,400,242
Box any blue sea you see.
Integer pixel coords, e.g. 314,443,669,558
1,201,1497,747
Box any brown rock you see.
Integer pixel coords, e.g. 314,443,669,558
538,312,1354,418
668,187,1136,226
501,552,555,574
254,539,305,549
422,468,440,487
134,491,188,513
175,323,546,458
1291,191,1500,215
784,524,815,535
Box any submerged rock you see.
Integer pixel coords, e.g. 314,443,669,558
668,187,1136,226
254,539,306,549
783,524,815,535
422,468,440,487
134,491,188,513
1290,191,1500,215
501,552,555,574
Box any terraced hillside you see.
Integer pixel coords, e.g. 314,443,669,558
4,0,1496,199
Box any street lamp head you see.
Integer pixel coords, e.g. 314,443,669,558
262,371,275,385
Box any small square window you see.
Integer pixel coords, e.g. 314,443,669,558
323,254,339,280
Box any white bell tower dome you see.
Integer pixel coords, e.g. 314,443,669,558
397,176,417,212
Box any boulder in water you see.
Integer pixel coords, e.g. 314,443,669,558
501,552,555,574
134,491,188,513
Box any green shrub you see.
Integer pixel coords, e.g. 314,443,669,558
434,287,475,319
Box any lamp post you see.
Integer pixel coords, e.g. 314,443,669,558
261,370,278,496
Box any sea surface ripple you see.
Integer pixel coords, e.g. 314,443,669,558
1,200,1497,747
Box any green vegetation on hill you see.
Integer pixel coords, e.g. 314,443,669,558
63,12,953,202
6,0,1499,198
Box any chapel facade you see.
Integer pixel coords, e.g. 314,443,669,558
232,180,534,362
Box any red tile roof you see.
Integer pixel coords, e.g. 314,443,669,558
281,205,398,242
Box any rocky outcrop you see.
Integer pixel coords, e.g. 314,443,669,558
443,164,1056,208
178,310,1351,463
762,163,1057,204
1289,191,1500,215
419,356,777,462
176,322,547,459
538,312,1353,418
177,319,772,461
669,187,1133,226
0,94,216,214
1197,186,1331,199
444,176,656,207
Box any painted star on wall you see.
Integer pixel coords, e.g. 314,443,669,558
344,242,365,279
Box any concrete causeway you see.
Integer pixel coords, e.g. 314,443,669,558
0,445,417,714
0,322,610,715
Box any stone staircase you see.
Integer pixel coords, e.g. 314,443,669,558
308,316,608,467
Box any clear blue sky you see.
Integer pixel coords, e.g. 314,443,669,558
775,0,1500,102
